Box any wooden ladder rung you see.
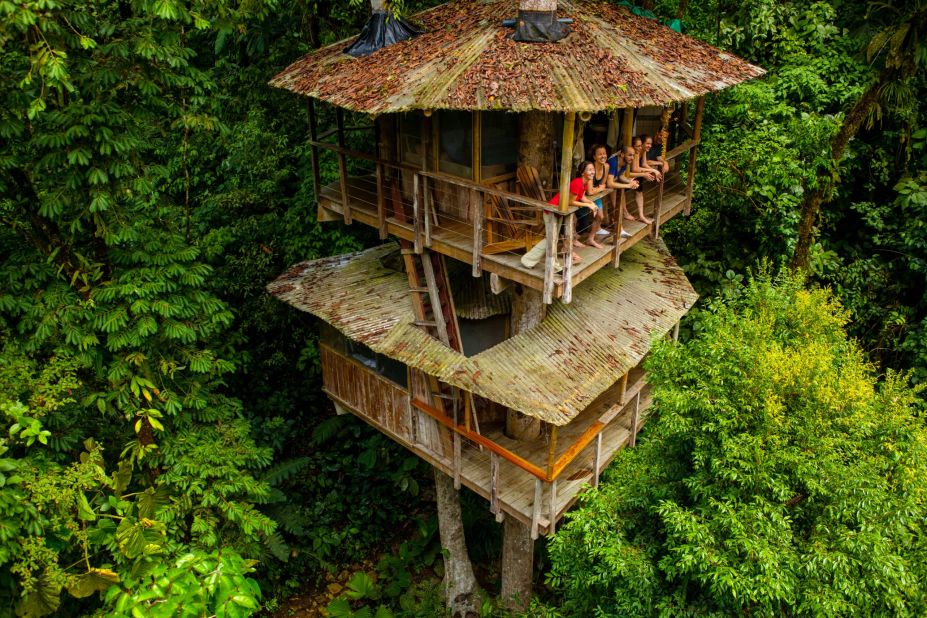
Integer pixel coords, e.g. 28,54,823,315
431,392,454,400
414,319,437,327
401,249,417,255
409,287,429,293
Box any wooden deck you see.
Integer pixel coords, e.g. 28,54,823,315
321,345,655,536
318,171,688,299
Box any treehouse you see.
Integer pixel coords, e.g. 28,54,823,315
268,0,763,536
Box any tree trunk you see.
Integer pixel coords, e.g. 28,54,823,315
505,286,546,439
499,286,544,610
518,111,555,190
519,0,557,10
791,75,884,271
500,516,535,610
435,470,480,618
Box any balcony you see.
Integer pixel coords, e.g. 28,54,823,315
313,141,696,303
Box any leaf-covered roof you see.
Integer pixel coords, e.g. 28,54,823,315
269,0,765,113
268,239,697,425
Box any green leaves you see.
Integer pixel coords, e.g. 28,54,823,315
549,274,927,616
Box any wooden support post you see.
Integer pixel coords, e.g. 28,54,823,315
549,479,558,534
490,452,501,517
547,425,559,479
558,112,576,214
412,174,423,254
563,212,575,303
543,213,557,304
335,107,351,224
685,96,705,216
673,320,680,342
375,163,387,239
464,391,472,432
622,107,634,148
530,479,542,540
618,372,629,405
421,252,450,345
452,390,461,490
423,176,432,248
613,190,625,268
470,188,482,277
592,433,602,488
630,391,641,447
652,174,665,239
307,100,322,207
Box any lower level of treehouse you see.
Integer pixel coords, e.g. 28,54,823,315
321,339,655,537
268,239,698,537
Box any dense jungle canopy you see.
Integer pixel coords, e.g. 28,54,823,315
1,0,926,616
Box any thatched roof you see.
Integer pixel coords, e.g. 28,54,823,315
269,0,764,114
268,239,697,425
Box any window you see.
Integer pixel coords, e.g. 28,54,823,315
320,323,408,388
480,112,518,180
399,112,423,166
438,110,473,178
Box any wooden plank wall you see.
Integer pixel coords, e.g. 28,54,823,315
321,346,414,443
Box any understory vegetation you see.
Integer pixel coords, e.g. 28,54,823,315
1,0,925,616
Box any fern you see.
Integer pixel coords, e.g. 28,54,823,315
262,456,310,485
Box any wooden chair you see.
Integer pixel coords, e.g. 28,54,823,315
480,167,552,255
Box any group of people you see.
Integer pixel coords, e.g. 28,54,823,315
519,131,670,270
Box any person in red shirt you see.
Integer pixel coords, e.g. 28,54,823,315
550,160,600,258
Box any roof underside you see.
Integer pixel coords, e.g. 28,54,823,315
268,239,697,425
269,0,764,114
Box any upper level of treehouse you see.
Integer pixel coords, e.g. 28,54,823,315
270,0,764,303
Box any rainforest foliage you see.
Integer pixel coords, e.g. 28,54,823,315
0,0,924,616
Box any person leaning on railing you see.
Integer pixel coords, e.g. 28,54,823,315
629,136,661,224
602,146,639,237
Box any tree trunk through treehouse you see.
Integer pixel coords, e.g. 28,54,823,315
518,112,555,191
505,286,546,440
435,470,480,618
520,0,556,10
501,517,535,611
500,285,545,611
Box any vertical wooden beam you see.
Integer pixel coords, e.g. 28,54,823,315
490,452,501,517
618,371,629,405
335,107,351,224
685,96,705,216
452,390,461,490
470,188,482,277
558,112,576,214
549,479,558,534
375,162,387,239
622,107,634,148
464,391,472,432
563,212,575,304
652,175,665,239
630,391,641,447
412,174,423,254
592,433,602,488
673,320,680,342
543,212,557,304
613,190,625,268
423,176,433,248
530,478,542,540
307,99,322,207
547,425,559,479
421,252,450,344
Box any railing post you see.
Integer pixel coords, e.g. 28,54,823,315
412,174,423,254
592,433,602,488
543,212,557,304
549,479,558,534
423,175,432,248
630,391,641,447
613,190,624,267
531,478,542,539
685,96,705,216
307,99,322,208
335,107,351,224
652,174,665,239
490,452,502,521
563,212,575,303
375,162,387,239
470,188,482,277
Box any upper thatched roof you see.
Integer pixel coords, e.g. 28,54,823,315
268,239,697,426
269,0,765,114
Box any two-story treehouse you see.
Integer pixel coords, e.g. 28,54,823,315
268,0,762,550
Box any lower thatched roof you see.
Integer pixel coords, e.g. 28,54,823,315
268,239,697,425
